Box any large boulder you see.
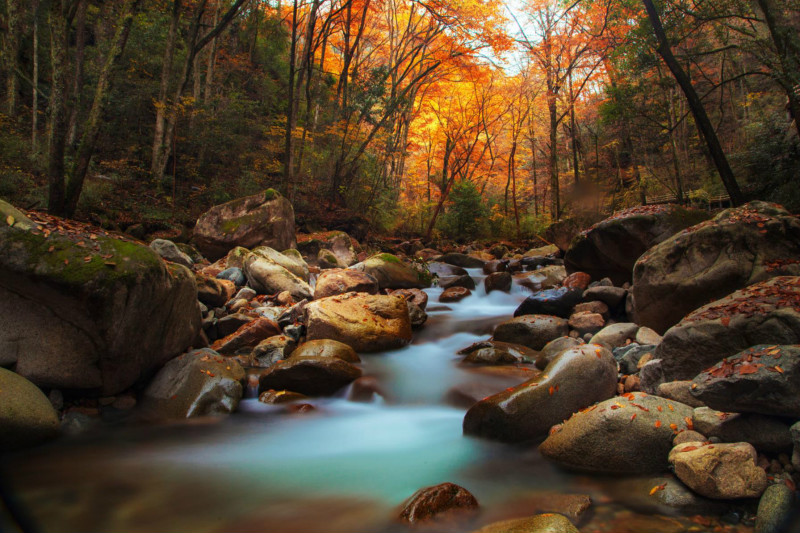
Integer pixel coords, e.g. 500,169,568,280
304,293,412,352
313,268,379,299
0,203,200,395
296,231,359,267
193,189,296,261
633,201,800,333
258,356,361,396
513,287,583,319
0,367,60,451
539,392,694,474
668,441,767,499
251,246,309,281
492,315,569,351
565,205,708,286
351,253,431,289
243,252,313,300
142,348,245,418
463,344,618,442
654,277,800,381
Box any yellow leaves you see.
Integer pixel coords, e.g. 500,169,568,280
5,215,14,226
649,483,667,496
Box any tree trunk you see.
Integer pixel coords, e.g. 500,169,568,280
282,0,299,196
2,0,21,116
151,0,182,179
31,0,40,152
66,0,87,147
425,138,454,240
548,92,560,219
568,70,580,186
46,3,71,216
642,0,744,206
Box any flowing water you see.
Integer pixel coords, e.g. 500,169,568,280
1,270,757,533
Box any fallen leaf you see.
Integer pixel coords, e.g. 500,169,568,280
548,386,555,396
83,256,92,263
5,215,14,226
721,316,730,327
649,483,667,495
64,259,69,265
654,420,662,428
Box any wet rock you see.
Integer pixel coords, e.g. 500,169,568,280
459,340,538,365
692,407,792,454
439,274,476,290
251,246,310,281
669,441,768,499
194,189,296,261
755,483,796,533
428,261,468,277
244,253,313,301
472,513,578,533
347,376,386,402
150,238,193,268
314,268,379,299
568,312,604,336
540,392,694,474
674,430,708,445
296,231,359,267
691,345,800,418
304,293,412,352
493,315,569,351
513,265,566,291
352,253,431,289
290,339,360,363
657,381,706,408
390,288,429,310
216,313,255,338
217,267,246,286
563,271,591,290
502,492,592,523
398,482,479,524
407,302,428,329
636,327,663,345
250,335,296,368
483,260,507,274
615,343,656,375
196,274,236,307
639,358,666,394
440,286,472,303
258,389,308,404
0,368,60,452
524,244,560,258
513,287,584,319
565,204,709,286
258,356,361,396
463,344,618,442
608,475,734,516
318,248,346,269
583,285,627,308
536,337,583,370
633,201,800,334
485,272,512,293
142,348,245,418
438,253,486,269
573,300,609,319
211,317,281,354
589,323,640,349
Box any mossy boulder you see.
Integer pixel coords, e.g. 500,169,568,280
0,206,201,395
251,245,309,281
193,189,296,261
352,253,432,290
0,367,60,452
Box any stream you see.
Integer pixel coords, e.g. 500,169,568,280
1,270,756,533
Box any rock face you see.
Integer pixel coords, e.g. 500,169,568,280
492,315,569,351
633,201,800,333
463,344,617,442
565,205,708,286
313,269,379,299
539,393,694,474
0,367,60,451
0,206,200,395
513,288,584,319
258,356,362,395
142,349,245,418
194,189,296,261
691,345,800,418
304,293,412,352
655,278,800,381
398,482,478,524
243,252,313,300
668,441,768,499
472,514,579,533
352,253,431,289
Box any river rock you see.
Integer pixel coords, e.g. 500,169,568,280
314,268,379,299
493,315,569,351
304,293,412,352
194,189,296,261
216,313,254,338
565,204,709,286
524,244,560,258
0,368,60,452
514,265,567,292
568,312,604,335
657,381,705,408
463,344,617,442
459,340,538,365
211,317,280,354
150,238,193,268
250,335,296,367
654,278,800,381
439,274,476,290
389,288,428,310
536,337,583,369
243,253,313,300
793,422,800,470
472,513,578,533
633,201,800,333
290,339,360,363
347,376,387,402
692,407,792,454
296,231,359,267
607,475,734,516
225,246,250,269
258,356,361,396
583,285,627,308
407,301,428,329
636,327,663,346
589,323,640,349
668,441,767,499
438,252,485,269
217,267,246,286
251,246,309,281
755,483,796,533
485,272,512,293
142,348,245,418
352,253,431,289
440,287,471,303
428,261,468,277
398,482,478,524
258,389,308,404
513,287,583,319
615,343,656,375
196,273,236,307
0,204,200,395
539,392,694,473
483,260,507,274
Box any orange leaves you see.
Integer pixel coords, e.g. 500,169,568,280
649,483,667,496
654,420,662,428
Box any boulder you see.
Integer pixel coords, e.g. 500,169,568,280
352,253,431,289
398,482,478,525
225,246,251,270
317,248,346,269
250,335,296,368
0,367,60,452
633,201,800,333
589,323,640,350
615,343,657,375
437,252,485,269
259,390,308,404
440,286,471,303
513,287,584,319
406,302,428,329
692,407,792,454
483,260,507,274
458,340,538,365
290,339,360,363
211,317,280,354
216,267,245,286
216,313,254,338
513,265,567,291
756,483,796,533
654,278,800,381
656,381,705,408
439,274,476,290
194,189,296,261
523,244,560,258
243,253,313,301
493,315,569,351
573,300,609,320
583,286,627,309
472,514,579,533
389,288,428,310
150,238,193,268
304,293,412,352
142,348,245,418
668,441,767,499
427,261,468,277
0,205,200,395
568,312,604,336
539,392,694,474
565,204,709,286
536,337,583,369
296,231,359,267
485,272,512,293
258,356,361,396
251,246,309,281
196,273,236,307
690,345,800,418
314,269,379,299
463,344,618,442
563,272,591,290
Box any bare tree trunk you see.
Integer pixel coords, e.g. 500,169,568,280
32,0,40,152
66,0,87,146
568,71,580,186
204,1,221,105
668,87,685,204
2,0,21,116
425,138,454,240
47,2,72,216
548,94,560,219
282,0,299,197
151,0,182,179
